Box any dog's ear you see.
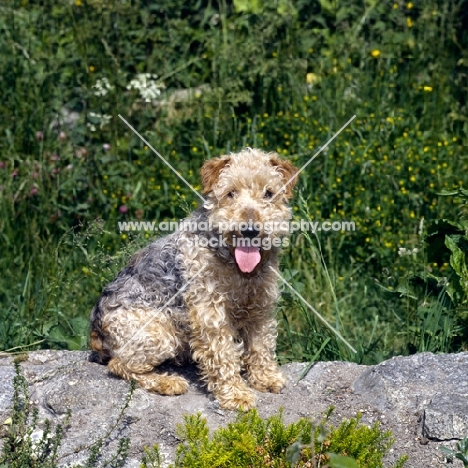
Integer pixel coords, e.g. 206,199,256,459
270,156,299,199
200,156,231,193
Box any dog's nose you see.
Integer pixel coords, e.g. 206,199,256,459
240,226,260,239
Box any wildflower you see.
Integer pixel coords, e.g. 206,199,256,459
89,65,95,72
407,2,413,8
103,143,111,151
11,170,18,177
75,147,88,158
423,86,433,92
0,161,5,169
135,209,144,219
371,49,381,58
126,73,165,102
30,187,39,196
59,131,67,141
406,17,413,27
119,205,128,214
36,131,43,141
306,72,319,84
66,164,73,171
92,77,113,97
51,153,59,161
87,112,112,132
398,247,419,256
32,171,39,178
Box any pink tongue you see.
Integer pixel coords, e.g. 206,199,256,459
234,246,261,273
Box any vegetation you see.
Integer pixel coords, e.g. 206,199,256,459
0,0,467,362
142,408,408,468
441,437,468,467
0,357,133,468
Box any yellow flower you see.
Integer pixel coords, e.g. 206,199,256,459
423,86,433,92
89,65,95,72
393,3,398,8
306,73,319,84
371,49,381,58
406,17,413,28
407,2,413,8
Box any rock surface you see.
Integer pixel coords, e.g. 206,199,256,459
1,350,467,467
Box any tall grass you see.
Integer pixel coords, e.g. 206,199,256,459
0,0,467,361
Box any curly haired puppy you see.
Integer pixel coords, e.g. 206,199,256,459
90,148,298,410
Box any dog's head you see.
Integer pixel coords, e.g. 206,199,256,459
200,148,298,274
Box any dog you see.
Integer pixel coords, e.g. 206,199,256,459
89,148,298,410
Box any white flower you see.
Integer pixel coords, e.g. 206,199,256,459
398,247,419,256
92,77,113,97
126,73,165,102
87,112,112,132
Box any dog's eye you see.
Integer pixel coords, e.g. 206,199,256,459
227,191,236,199
264,190,274,199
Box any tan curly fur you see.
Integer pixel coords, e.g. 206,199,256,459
89,148,298,410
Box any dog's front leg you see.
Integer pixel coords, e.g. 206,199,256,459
189,306,257,410
242,317,286,394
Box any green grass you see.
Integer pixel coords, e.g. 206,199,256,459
0,0,467,361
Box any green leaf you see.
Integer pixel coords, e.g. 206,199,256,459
233,0,263,14
439,447,456,459
285,441,302,465
327,453,360,468
446,236,468,297
455,453,468,465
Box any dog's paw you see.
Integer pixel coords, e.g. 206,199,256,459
248,370,286,394
145,374,189,395
216,383,257,411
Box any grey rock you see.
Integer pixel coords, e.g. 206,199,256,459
0,351,467,467
352,352,468,412
423,393,468,440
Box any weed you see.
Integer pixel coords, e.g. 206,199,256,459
0,358,134,468
441,437,468,467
